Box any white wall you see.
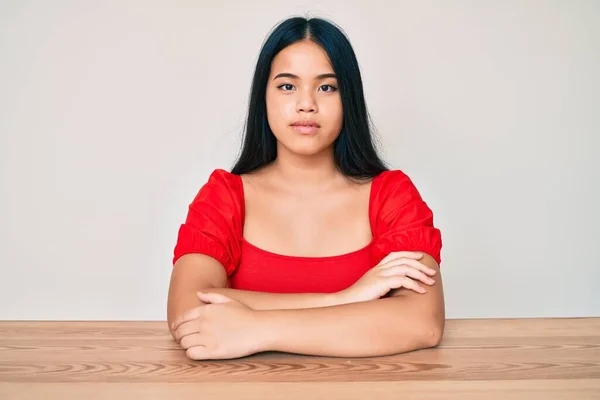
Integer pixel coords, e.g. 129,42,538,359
1,0,598,320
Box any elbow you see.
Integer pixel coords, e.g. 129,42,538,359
420,298,446,349
386,319,444,355
166,315,178,341
420,318,445,349
387,316,445,353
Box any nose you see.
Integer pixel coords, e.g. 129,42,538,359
296,91,317,113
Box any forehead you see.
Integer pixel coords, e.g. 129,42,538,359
270,40,334,76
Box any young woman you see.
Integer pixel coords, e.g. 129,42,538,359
167,16,444,360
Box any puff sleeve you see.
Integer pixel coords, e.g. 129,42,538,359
172,169,243,276
371,170,442,266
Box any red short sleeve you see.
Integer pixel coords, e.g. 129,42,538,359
172,169,243,276
370,170,442,266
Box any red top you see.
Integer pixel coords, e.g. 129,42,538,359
173,169,442,294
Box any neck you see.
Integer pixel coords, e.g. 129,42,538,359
270,145,340,191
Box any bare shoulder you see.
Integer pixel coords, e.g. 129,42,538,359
344,175,374,192
239,165,276,194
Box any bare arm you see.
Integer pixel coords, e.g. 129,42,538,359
167,254,338,336
254,253,445,357
167,254,225,337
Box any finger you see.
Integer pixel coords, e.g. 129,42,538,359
186,345,208,360
174,319,202,343
197,291,233,304
180,333,203,350
379,257,436,276
377,251,423,266
172,306,203,331
380,265,435,285
171,307,200,331
388,276,427,294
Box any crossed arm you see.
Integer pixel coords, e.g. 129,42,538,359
167,253,445,358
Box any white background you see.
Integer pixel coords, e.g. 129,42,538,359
1,0,598,320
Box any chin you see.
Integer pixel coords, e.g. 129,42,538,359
275,130,337,156
292,148,322,157
289,143,332,157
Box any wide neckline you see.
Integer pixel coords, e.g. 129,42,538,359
240,236,375,261
235,172,383,261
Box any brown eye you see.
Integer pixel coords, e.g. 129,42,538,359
278,84,295,91
319,84,338,92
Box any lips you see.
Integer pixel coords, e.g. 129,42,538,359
292,125,319,134
291,120,320,135
291,120,320,128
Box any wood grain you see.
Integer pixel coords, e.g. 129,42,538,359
1,318,599,399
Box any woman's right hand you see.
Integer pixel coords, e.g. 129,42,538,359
338,251,437,304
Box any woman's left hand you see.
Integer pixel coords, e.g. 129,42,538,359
173,292,265,360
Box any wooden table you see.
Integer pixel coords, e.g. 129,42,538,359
1,318,599,399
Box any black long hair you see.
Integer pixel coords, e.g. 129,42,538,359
231,16,389,180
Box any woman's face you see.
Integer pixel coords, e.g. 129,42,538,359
265,40,343,156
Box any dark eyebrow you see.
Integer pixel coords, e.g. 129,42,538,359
273,72,337,80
